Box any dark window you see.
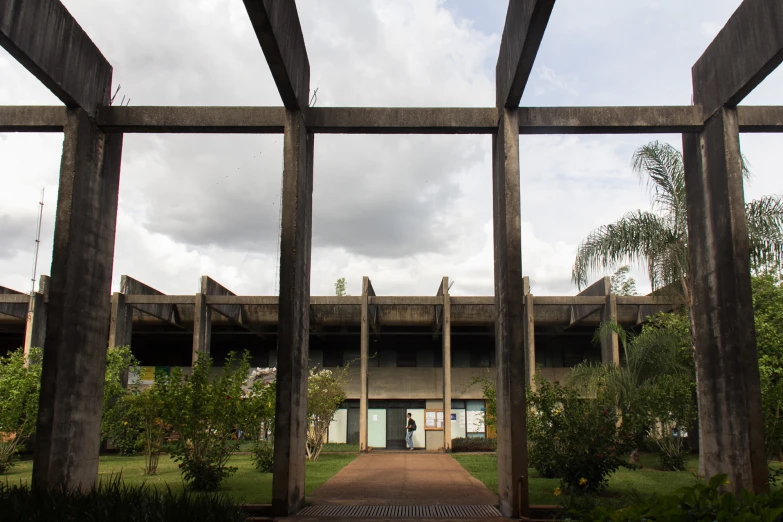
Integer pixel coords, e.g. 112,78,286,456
323,346,342,367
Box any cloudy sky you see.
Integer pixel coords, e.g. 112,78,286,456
0,0,780,298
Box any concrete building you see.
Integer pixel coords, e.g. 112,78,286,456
0,274,673,452
2,0,780,516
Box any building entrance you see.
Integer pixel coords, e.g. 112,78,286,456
386,407,407,449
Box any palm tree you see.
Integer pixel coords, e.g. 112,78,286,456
571,140,783,475
572,141,783,306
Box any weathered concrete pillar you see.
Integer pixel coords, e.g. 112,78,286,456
192,293,211,364
108,292,132,349
272,111,313,516
359,276,369,452
33,109,123,490
524,292,536,391
682,107,768,493
442,277,452,451
492,107,529,518
24,276,50,357
601,294,619,365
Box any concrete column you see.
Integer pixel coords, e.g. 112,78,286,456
24,277,49,358
601,294,619,365
272,111,313,516
442,277,452,451
33,109,123,491
192,293,211,364
492,107,529,518
682,107,767,493
108,292,132,349
524,292,536,391
359,276,369,452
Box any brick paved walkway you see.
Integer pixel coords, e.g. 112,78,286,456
308,452,497,506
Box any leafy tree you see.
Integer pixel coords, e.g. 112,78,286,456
610,265,637,296
752,271,783,462
567,314,695,463
165,352,250,490
306,367,347,462
467,374,496,431
335,277,349,296
0,348,42,472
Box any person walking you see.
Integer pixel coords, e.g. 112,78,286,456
405,412,416,451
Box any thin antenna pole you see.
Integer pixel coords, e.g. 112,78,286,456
30,188,45,295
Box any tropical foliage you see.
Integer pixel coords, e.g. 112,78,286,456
572,140,783,301
306,367,348,462
0,347,42,473
101,346,142,456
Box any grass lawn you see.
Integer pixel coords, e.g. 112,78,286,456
453,453,704,506
2,453,355,504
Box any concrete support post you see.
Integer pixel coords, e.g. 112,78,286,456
601,294,619,365
682,107,768,493
524,292,536,391
492,107,529,519
192,293,211,364
108,292,132,349
359,276,369,452
442,276,452,451
23,277,49,357
272,110,313,517
33,109,123,490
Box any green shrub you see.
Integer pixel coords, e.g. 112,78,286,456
165,352,249,491
0,476,245,522
527,376,635,493
451,437,496,452
563,474,783,521
251,439,275,473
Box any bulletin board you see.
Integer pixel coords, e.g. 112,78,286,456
424,409,444,430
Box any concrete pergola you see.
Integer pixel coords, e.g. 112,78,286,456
0,0,779,517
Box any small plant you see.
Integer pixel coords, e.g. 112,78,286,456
101,346,141,454
451,437,496,453
563,474,783,521
0,475,245,522
0,347,42,473
251,439,275,473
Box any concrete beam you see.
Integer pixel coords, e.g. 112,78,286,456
24,275,49,356
682,107,768,493
307,107,497,134
360,277,370,452
192,292,211,364
518,106,703,134
96,106,285,134
201,276,241,324
272,110,313,516
524,293,536,390
0,0,112,117
108,292,132,349
0,286,27,318
33,108,122,490
568,277,610,328
242,0,309,111
442,277,452,452
492,107,529,518
496,0,556,108
370,296,443,305
601,294,620,366
121,276,181,327
693,0,783,118
0,105,67,132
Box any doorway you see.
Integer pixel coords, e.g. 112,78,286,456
386,408,407,449
347,407,360,445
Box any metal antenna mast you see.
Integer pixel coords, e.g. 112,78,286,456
30,188,45,295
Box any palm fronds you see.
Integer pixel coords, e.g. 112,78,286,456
745,195,783,271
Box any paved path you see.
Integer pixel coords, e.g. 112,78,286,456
308,452,498,506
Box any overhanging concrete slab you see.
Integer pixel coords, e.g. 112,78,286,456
693,0,783,117
496,0,556,108
0,106,67,132
121,276,182,327
242,0,309,111
0,0,112,117
0,286,27,318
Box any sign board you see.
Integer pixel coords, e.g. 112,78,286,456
425,409,444,430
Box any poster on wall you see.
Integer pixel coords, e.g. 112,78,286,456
467,410,485,433
426,410,444,429
436,411,444,428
